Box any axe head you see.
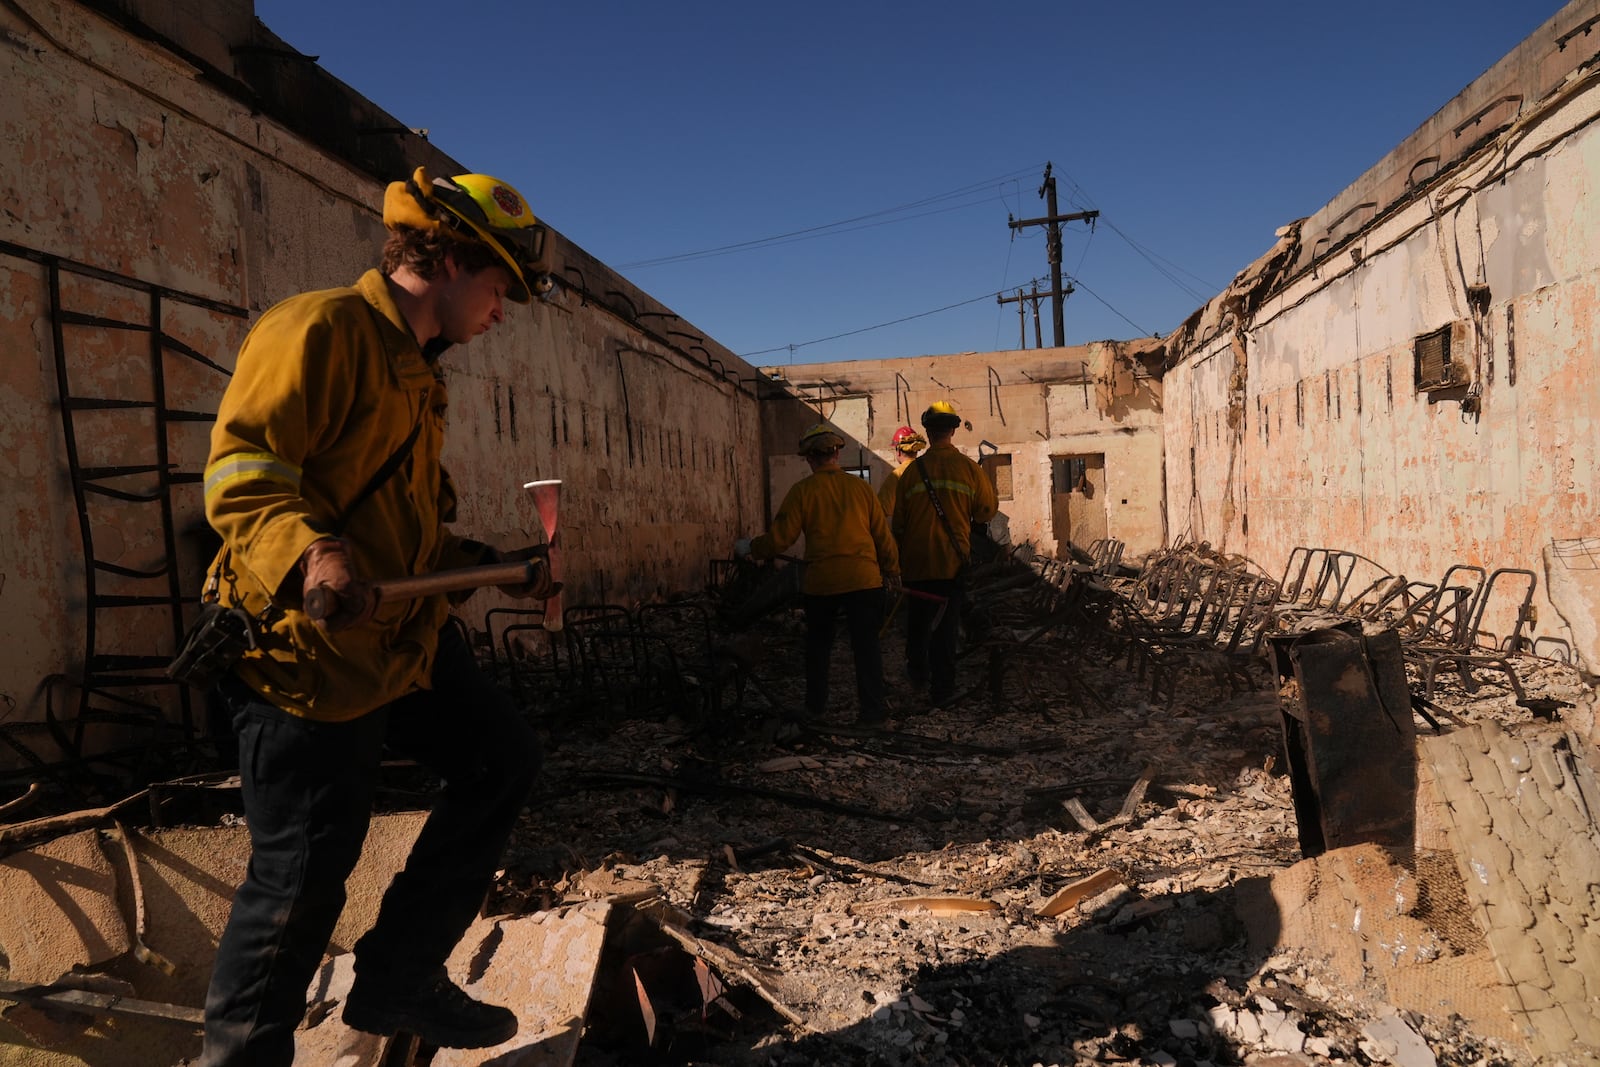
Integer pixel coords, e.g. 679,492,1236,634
523,479,561,540
524,479,563,630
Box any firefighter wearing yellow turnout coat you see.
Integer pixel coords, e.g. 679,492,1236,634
205,271,494,720
875,424,927,524
745,423,900,724
892,401,998,706
196,169,558,1066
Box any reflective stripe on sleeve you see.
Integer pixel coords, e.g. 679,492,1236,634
204,452,303,500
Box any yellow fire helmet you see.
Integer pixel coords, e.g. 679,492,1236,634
921,399,961,431
797,422,846,456
383,166,553,302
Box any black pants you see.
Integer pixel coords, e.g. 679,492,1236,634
905,577,964,701
198,624,540,1067
802,587,885,721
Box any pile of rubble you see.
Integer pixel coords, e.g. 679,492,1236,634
1,552,1596,1067
481,603,1588,1067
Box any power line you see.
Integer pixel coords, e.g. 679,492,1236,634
741,270,1159,361
618,164,1045,270
620,196,999,269
1100,219,1218,301
1045,161,1219,303
1064,274,1155,338
740,291,999,360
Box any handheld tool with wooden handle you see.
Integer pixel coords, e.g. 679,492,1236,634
304,560,538,623
878,587,950,636
525,479,563,632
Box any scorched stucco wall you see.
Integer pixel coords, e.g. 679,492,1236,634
761,343,1164,560
1160,5,1600,651
0,0,763,761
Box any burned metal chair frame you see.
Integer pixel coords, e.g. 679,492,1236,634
1273,547,1391,623
974,560,1111,712
635,601,743,720
1084,538,1126,576
1125,569,1281,705
1269,552,1540,703
485,599,748,723
559,605,646,718
1405,565,1486,646
1413,567,1537,700
482,606,575,712
1101,547,1282,706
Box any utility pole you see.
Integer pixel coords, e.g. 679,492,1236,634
996,279,1059,349
997,286,1025,348
1008,162,1098,347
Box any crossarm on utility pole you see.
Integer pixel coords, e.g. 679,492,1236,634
1006,162,1100,346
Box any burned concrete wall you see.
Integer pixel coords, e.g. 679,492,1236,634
759,344,1164,560
0,0,763,769
1160,0,1600,657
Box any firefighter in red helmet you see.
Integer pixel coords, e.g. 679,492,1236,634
876,424,928,523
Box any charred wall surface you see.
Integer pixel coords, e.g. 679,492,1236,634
0,0,764,770
1159,0,1600,661
759,343,1165,559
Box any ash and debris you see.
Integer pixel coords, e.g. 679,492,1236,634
467,555,1585,1067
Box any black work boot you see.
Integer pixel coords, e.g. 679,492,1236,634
342,969,518,1049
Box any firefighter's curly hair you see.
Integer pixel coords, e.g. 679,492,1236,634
381,226,504,281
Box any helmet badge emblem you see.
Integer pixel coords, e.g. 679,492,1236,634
491,186,524,218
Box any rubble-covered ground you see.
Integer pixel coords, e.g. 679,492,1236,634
470,596,1587,1067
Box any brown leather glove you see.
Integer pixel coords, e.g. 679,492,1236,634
300,538,375,632
486,544,561,600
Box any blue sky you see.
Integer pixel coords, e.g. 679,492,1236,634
256,1,1567,364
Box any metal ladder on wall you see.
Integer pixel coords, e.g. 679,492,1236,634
2,241,247,799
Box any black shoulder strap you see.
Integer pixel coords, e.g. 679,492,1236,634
334,298,439,534
915,457,968,564
204,299,428,601
332,415,425,535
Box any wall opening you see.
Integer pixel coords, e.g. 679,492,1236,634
1050,453,1107,556
981,453,1014,501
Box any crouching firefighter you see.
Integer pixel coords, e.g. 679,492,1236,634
190,168,561,1066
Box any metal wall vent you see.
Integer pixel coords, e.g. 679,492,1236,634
1413,323,1469,392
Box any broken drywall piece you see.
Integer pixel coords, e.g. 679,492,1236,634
1233,841,1513,1041
432,902,610,1066
0,829,130,983
294,953,387,1067
1362,1010,1438,1067
301,907,612,1067
1542,541,1600,677
565,866,661,905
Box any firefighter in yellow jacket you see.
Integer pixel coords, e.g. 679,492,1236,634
893,401,998,707
743,424,900,724
196,169,558,1065
875,424,927,523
